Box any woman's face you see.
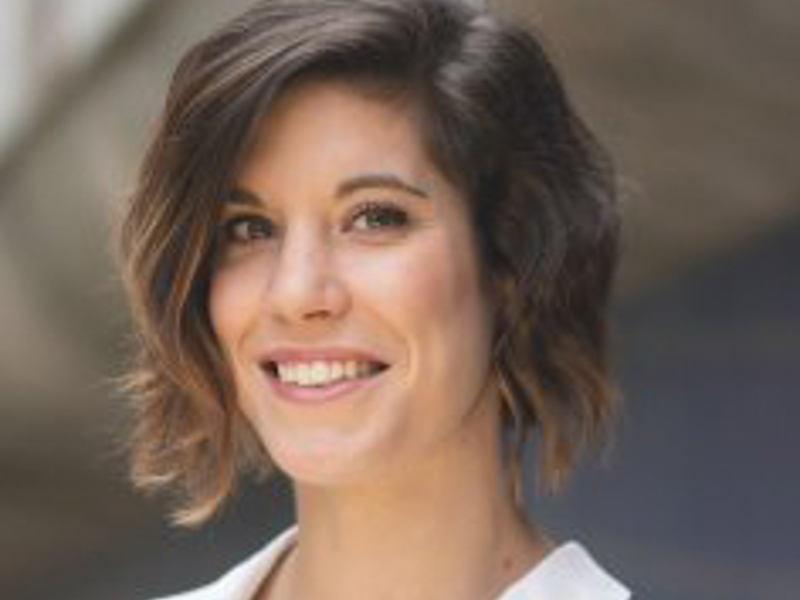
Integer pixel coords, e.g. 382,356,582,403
210,79,499,486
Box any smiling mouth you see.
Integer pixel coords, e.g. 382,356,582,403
262,360,390,388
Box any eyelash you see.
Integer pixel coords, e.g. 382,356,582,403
348,200,410,232
219,201,411,246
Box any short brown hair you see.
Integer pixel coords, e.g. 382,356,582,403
118,0,620,525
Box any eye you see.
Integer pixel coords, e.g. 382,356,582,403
219,214,276,245
348,201,410,232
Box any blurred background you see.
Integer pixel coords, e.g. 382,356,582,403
0,0,798,599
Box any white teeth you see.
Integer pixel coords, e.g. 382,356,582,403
330,362,344,379
297,363,311,385
310,361,328,385
345,361,358,379
273,360,383,387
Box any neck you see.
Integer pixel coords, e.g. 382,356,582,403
270,397,549,600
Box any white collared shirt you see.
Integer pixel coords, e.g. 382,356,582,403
150,525,631,600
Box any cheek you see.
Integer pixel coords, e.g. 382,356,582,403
413,233,487,334
352,236,466,322
413,234,493,404
356,229,491,370
208,260,263,353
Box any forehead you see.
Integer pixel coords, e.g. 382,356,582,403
235,78,441,194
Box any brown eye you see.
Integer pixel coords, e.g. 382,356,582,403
221,215,275,244
349,201,410,232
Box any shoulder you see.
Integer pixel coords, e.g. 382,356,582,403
145,526,298,600
500,541,631,600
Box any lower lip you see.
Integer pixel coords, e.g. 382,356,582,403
265,368,388,405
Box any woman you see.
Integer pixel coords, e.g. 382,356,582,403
118,0,628,598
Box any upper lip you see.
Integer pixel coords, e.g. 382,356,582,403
261,346,389,365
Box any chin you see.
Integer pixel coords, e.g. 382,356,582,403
264,431,385,488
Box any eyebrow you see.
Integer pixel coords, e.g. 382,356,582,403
335,172,430,200
226,187,262,207
226,172,431,208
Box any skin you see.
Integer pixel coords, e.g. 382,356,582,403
209,79,548,600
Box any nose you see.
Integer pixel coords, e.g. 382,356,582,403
265,227,350,326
